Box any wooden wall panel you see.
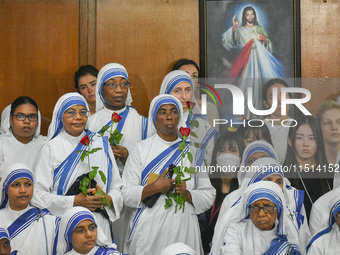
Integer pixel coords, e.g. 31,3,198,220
96,0,200,117
0,0,80,134
301,0,340,115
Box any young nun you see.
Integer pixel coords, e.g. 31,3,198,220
0,97,45,172
0,163,58,255
212,157,309,254
122,94,215,255
307,198,340,254
34,92,123,241
56,207,124,255
88,63,147,172
213,181,302,255
157,70,219,166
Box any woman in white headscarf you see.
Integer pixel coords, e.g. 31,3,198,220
34,92,123,241
0,163,58,255
56,206,123,255
307,198,340,254
0,104,11,135
122,94,215,255
157,70,219,166
212,156,309,254
214,181,302,255
0,97,45,173
88,63,147,172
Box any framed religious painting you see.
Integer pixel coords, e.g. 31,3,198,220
199,0,301,132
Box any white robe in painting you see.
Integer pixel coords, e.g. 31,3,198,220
221,219,278,255
0,133,45,173
265,119,292,164
307,224,340,255
88,106,145,173
34,130,123,240
0,205,58,255
122,134,216,255
222,24,285,119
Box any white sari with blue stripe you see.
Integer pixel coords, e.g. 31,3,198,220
213,181,301,255
122,133,215,255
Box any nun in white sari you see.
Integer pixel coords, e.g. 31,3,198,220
307,198,340,254
56,207,124,255
215,181,302,255
157,70,219,166
0,163,58,255
88,63,147,173
211,156,309,255
0,227,16,255
0,98,45,173
122,94,215,255
34,92,123,241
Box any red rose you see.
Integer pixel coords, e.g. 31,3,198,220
186,101,196,110
179,127,191,137
80,135,90,146
112,113,122,123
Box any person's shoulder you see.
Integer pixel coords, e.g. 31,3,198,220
127,106,146,119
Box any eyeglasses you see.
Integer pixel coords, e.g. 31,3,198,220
249,204,277,214
73,224,97,234
12,114,38,121
64,109,89,118
104,81,129,90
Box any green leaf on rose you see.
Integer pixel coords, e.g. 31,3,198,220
99,170,107,184
100,125,109,136
80,152,87,162
89,170,97,180
190,131,198,138
194,142,200,148
191,119,199,128
89,148,102,154
187,151,193,163
178,141,186,151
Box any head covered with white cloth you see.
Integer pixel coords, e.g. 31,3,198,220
0,162,46,209
160,242,198,255
238,140,279,186
159,70,200,115
210,181,301,255
147,94,183,137
95,63,132,112
47,92,88,141
56,206,120,255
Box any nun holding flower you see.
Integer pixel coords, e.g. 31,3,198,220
34,92,123,241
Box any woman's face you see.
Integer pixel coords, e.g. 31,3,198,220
0,238,10,255
72,219,97,254
246,152,269,167
179,64,199,83
62,105,88,137
244,130,267,146
263,174,283,189
10,103,38,142
264,83,290,117
7,178,33,211
78,74,97,105
292,124,317,162
249,199,277,231
170,82,191,112
320,108,340,144
217,141,240,158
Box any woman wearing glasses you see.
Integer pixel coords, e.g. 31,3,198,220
0,96,45,171
214,181,302,255
34,92,123,242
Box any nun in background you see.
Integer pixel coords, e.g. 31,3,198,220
34,92,123,241
0,105,11,135
212,157,309,254
307,198,340,254
0,163,58,255
157,70,219,166
0,97,45,172
56,207,124,255
211,181,302,255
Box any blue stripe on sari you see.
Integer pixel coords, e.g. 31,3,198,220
142,116,148,140
7,208,51,240
53,130,94,195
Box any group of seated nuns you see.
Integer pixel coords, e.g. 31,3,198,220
0,60,339,255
